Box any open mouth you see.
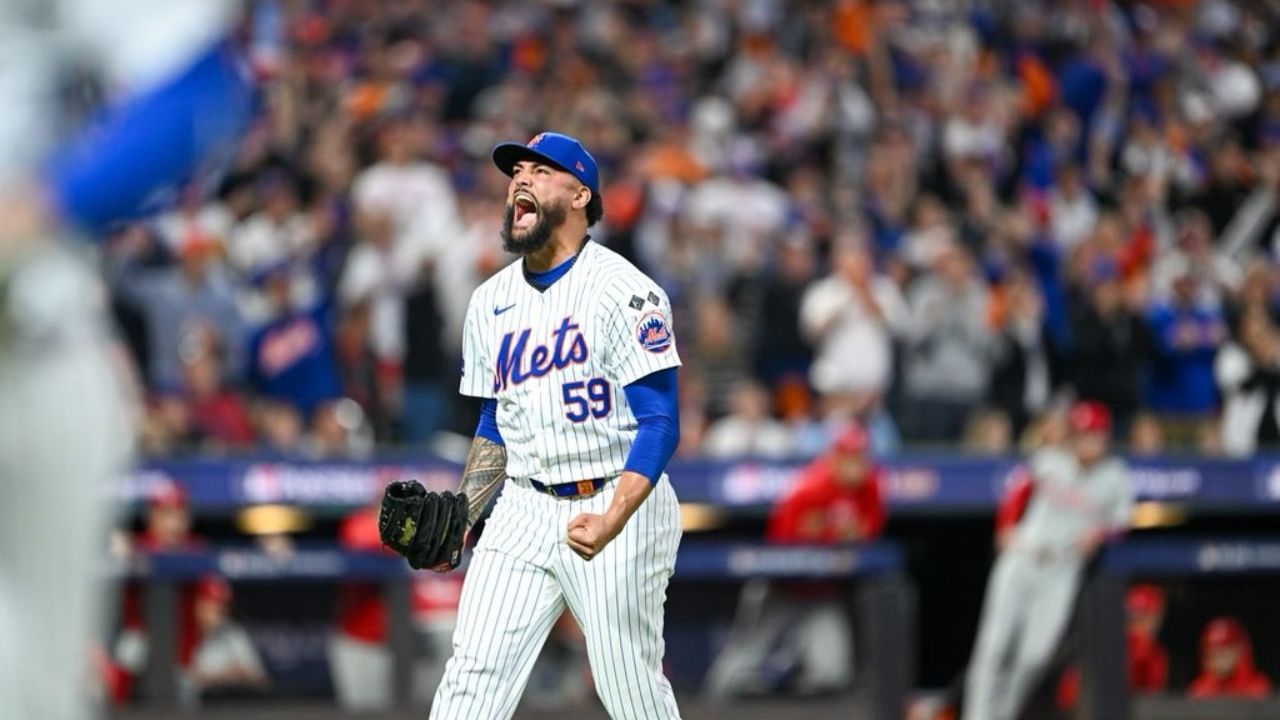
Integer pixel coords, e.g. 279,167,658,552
513,192,539,230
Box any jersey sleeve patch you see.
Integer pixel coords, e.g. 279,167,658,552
636,309,673,353
629,295,645,310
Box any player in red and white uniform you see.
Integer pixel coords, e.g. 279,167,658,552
1188,617,1273,699
704,424,885,698
109,484,207,704
330,503,462,710
1054,583,1169,710
963,401,1133,720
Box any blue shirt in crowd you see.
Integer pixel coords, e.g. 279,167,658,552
1145,303,1224,415
246,303,341,419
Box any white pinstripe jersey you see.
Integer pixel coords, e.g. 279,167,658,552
459,240,681,484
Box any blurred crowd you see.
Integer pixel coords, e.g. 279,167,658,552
97,0,1280,458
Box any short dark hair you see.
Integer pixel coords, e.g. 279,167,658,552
586,192,604,227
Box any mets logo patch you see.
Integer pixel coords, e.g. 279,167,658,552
636,311,673,353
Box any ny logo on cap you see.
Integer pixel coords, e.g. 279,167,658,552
529,133,546,146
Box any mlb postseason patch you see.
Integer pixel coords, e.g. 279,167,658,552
630,295,645,310
636,310,673,353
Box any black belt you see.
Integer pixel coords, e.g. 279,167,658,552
527,477,609,498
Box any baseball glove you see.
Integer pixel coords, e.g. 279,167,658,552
378,480,469,570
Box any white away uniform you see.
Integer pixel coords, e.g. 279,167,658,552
963,447,1132,720
430,240,683,719
0,2,235,718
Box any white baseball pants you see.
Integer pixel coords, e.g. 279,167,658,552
0,249,131,720
963,549,1083,720
429,476,682,719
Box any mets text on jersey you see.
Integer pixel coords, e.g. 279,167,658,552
492,316,590,392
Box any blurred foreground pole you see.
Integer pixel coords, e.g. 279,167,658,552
141,580,179,708
1079,570,1127,720
387,579,415,709
855,572,917,720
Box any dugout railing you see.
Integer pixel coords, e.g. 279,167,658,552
116,454,1280,717
1078,537,1280,720
122,541,915,719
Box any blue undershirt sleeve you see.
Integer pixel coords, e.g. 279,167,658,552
45,42,255,231
475,398,504,446
622,368,680,485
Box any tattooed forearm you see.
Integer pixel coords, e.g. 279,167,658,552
459,437,507,527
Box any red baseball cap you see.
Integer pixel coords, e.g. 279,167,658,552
1068,401,1112,435
831,423,870,455
149,482,188,510
194,574,233,605
1202,617,1247,650
1126,584,1165,614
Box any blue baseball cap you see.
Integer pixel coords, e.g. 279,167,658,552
492,132,600,196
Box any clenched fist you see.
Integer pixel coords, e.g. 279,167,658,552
566,513,619,561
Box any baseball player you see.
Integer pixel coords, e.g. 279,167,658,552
963,401,1133,720
0,4,252,718
378,131,683,719
1054,583,1169,711
1187,617,1273,699
330,500,463,710
704,423,885,699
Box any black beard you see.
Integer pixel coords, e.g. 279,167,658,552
501,200,567,256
